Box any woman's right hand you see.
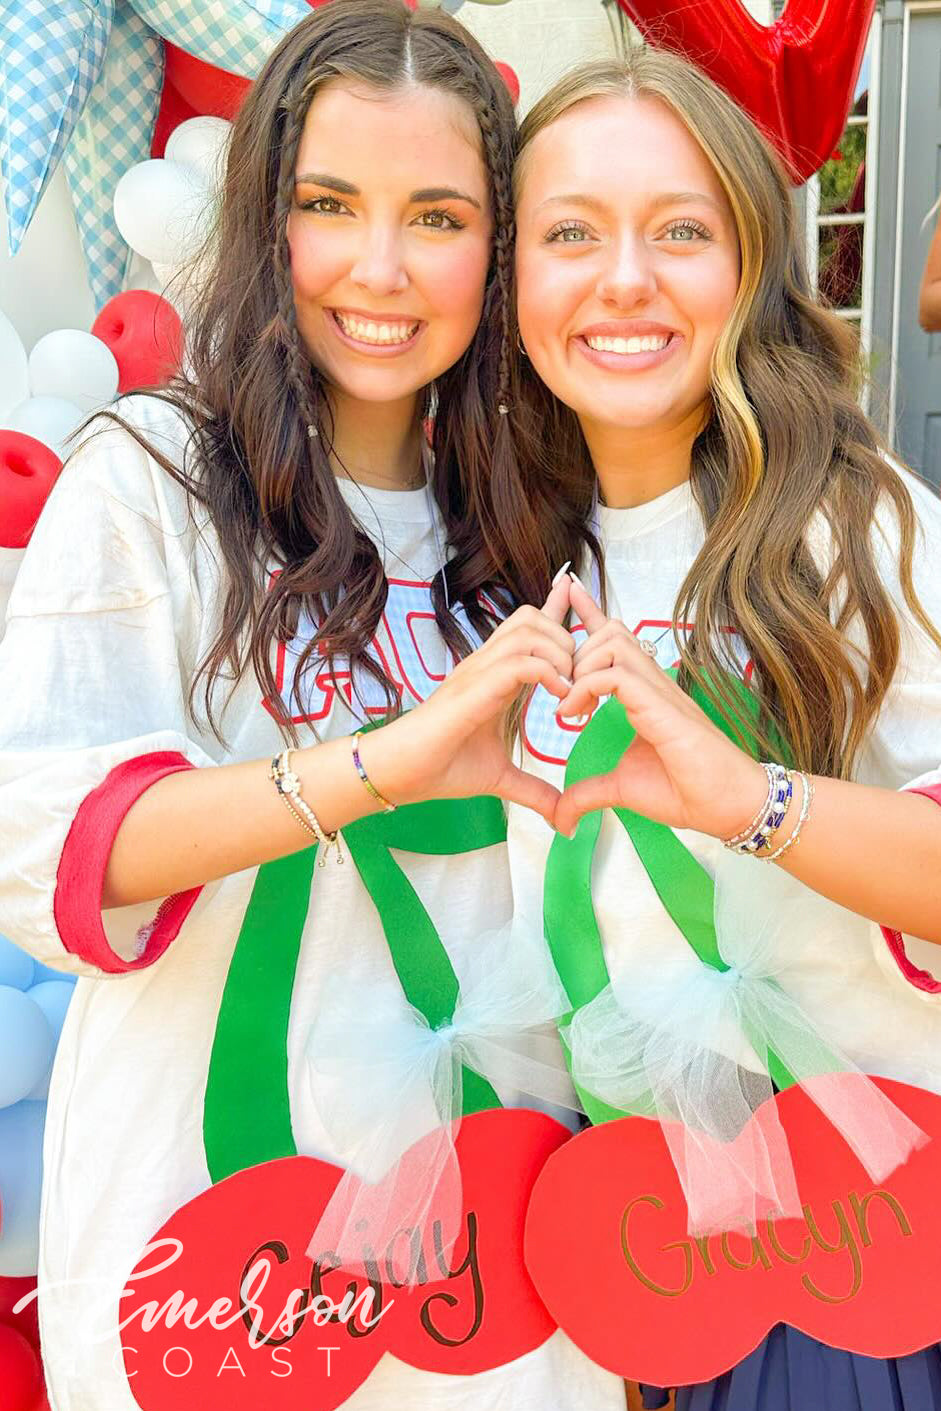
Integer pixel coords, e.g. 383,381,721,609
357,576,574,825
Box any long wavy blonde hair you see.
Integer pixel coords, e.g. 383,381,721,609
509,51,941,778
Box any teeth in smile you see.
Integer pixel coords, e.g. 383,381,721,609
585,334,671,354
334,312,419,345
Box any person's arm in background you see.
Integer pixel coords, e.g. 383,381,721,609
919,201,941,332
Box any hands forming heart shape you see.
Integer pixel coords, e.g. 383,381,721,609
548,574,767,842
365,570,768,840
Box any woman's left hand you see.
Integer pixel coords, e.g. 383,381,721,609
554,578,769,841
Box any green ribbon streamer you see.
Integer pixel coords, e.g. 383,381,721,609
544,672,794,1125
204,787,507,1183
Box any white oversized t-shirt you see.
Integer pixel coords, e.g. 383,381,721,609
0,396,624,1411
509,472,941,1100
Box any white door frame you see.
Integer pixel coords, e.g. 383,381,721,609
889,0,941,435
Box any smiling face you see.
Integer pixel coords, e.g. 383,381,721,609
515,94,741,442
286,80,493,411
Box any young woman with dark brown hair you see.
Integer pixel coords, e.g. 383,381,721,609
0,5,625,1408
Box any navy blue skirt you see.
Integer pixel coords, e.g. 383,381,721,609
640,1326,941,1410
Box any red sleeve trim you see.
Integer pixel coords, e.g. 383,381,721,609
880,783,941,993
54,752,202,974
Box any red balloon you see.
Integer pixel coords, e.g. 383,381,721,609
616,0,876,183
164,42,251,121
0,433,63,550
92,291,184,394
151,77,199,159
495,61,520,108
0,1325,41,1411
0,1278,40,1350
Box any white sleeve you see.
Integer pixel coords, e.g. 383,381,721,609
0,414,220,978
860,469,941,996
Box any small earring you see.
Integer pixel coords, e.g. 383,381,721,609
307,423,319,439
497,402,510,416
516,333,527,357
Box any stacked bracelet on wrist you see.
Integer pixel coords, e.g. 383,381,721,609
723,762,813,860
270,749,343,867
351,731,397,814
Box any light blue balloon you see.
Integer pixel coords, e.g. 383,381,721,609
0,988,53,1110
0,1101,45,1277
25,982,75,1101
0,935,34,991
30,960,77,986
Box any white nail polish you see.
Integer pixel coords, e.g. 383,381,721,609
552,560,572,586
570,572,586,591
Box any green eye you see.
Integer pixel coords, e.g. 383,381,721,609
546,222,592,244
665,220,710,242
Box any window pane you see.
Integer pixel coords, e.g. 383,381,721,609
819,222,864,309
819,124,867,217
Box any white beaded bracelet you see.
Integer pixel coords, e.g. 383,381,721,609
270,749,343,867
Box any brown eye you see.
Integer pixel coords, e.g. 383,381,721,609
301,196,347,215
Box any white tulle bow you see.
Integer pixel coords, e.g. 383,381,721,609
565,853,926,1237
304,920,576,1283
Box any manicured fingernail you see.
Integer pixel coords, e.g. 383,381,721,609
570,572,586,590
560,675,573,686
552,560,572,586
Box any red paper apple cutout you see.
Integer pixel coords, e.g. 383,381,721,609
525,1076,941,1387
121,1108,567,1410
0,1276,40,1350
0,432,63,549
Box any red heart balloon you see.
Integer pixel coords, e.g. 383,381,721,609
0,432,63,549
525,1076,941,1386
163,44,251,123
121,1109,567,1410
617,0,875,183
151,78,199,160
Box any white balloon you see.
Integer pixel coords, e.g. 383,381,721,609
114,159,213,268
28,331,119,415
6,395,84,460
165,116,231,189
0,312,29,421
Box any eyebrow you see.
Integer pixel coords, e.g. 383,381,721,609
533,189,724,216
295,173,481,208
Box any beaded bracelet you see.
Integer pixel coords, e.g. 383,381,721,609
352,731,397,814
724,762,792,856
269,750,343,867
763,772,814,863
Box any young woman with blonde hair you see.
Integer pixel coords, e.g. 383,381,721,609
506,48,941,1411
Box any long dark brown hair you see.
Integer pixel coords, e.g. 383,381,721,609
509,53,941,779
102,0,540,741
